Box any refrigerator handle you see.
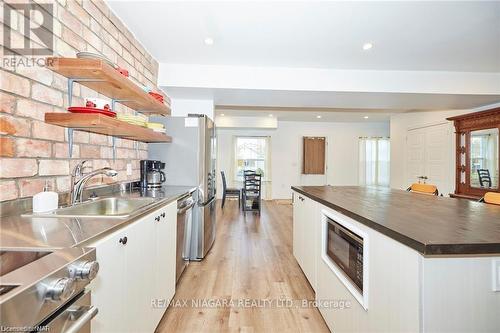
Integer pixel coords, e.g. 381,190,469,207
198,196,216,207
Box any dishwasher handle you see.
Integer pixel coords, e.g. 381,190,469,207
64,305,98,333
177,199,194,215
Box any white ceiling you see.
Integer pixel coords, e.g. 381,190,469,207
164,87,500,111
215,107,395,122
109,1,500,72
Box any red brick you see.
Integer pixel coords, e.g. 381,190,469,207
19,178,55,198
32,121,65,141
0,115,31,137
16,138,51,157
67,0,90,26
0,92,16,114
73,130,89,143
62,26,87,52
39,159,69,176
56,176,70,192
53,142,79,158
0,137,14,157
89,133,108,145
16,98,53,121
31,83,63,107
0,181,18,201
80,145,100,158
0,158,37,178
58,6,83,34
0,70,30,97
16,66,53,86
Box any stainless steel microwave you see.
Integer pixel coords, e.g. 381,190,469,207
325,215,364,293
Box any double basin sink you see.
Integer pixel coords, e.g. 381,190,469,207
27,197,157,219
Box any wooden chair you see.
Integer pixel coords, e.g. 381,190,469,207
477,169,492,188
479,192,500,205
221,171,241,208
406,183,439,196
242,171,262,214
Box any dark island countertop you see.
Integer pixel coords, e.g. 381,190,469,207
292,186,500,256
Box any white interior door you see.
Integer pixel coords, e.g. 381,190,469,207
406,123,452,194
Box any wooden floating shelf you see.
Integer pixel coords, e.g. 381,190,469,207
45,113,172,143
46,57,171,115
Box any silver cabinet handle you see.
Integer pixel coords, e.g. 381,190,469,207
64,305,98,333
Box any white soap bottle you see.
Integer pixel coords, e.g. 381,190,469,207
32,180,59,213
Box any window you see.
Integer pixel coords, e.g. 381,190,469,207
359,137,390,187
234,136,270,181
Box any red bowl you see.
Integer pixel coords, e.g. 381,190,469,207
68,106,116,117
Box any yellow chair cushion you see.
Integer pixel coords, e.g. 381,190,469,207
484,192,500,205
410,183,438,195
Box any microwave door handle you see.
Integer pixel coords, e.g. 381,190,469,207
64,305,98,333
331,220,363,244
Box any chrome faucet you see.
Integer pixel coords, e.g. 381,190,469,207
70,161,118,205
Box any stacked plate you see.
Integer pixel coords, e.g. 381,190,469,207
146,122,166,133
117,113,148,127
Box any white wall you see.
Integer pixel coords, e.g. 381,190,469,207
389,102,500,194
217,120,390,199
170,98,214,119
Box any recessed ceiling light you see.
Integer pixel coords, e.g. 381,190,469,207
362,42,373,51
220,113,225,116
364,116,369,119
204,37,214,45
316,115,322,119
269,114,273,117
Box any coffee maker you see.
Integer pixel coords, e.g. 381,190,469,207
140,160,166,188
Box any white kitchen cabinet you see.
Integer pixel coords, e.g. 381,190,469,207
151,202,177,327
89,201,177,333
292,191,319,291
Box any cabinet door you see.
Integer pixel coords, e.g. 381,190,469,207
302,197,318,291
123,215,156,333
89,230,127,333
292,192,304,267
151,201,177,327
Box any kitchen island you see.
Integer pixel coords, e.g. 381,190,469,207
291,185,500,333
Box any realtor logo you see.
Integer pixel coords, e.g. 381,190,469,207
3,1,54,55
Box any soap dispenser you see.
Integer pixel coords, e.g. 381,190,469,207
32,180,59,213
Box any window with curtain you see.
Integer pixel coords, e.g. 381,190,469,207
359,137,390,187
234,136,271,181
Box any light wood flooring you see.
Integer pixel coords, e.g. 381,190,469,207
156,199,330,333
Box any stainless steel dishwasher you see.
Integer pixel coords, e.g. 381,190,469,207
176,194,194,282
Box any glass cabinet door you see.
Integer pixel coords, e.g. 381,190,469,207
470,128,499,189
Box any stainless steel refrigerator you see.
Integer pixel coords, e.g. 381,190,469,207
149,114,216,260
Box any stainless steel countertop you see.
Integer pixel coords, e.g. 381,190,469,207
0,185,196,250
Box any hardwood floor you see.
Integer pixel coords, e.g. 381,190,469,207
155,199,330,333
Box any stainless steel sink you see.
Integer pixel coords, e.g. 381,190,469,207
28,197,156,218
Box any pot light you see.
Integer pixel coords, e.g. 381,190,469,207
364,116,369,119
220,113,225,116
204,37,214,45
362,42,373,51
269,114,273,117
316,115,322,119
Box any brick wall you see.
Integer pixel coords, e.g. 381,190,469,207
0,0,160,202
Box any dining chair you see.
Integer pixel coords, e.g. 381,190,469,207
221,171,241,208
477,169,492,188
242,171,262,214
479,192,500,205
406,183,439,196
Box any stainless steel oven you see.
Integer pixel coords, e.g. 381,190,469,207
326,216,364,293
38,290,97,333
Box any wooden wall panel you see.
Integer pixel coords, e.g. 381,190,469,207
303,137,326,174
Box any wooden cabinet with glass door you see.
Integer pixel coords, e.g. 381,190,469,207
447,108,500,199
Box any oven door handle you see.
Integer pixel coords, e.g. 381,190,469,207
329,220,364,244
64,305,98,333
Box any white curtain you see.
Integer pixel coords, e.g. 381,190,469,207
359,138,390,187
